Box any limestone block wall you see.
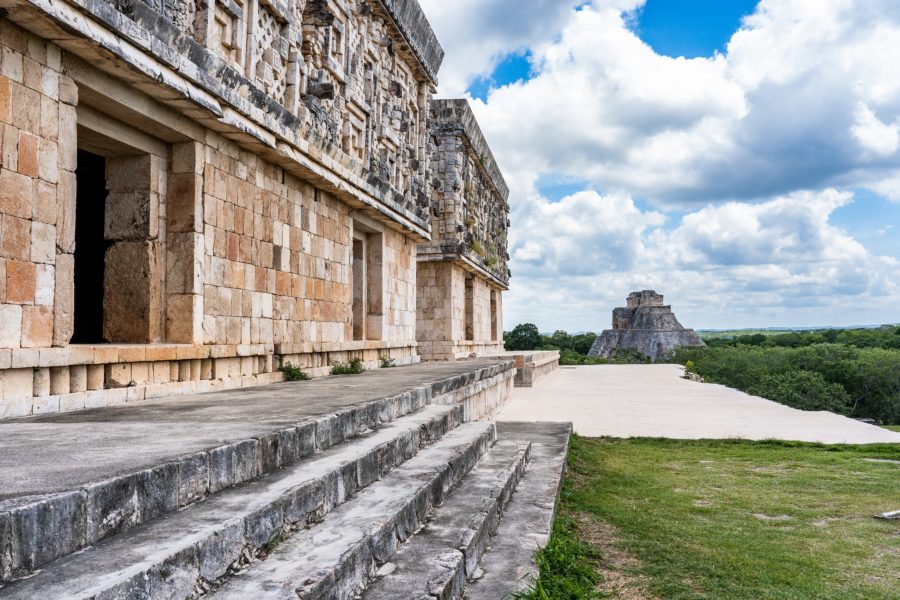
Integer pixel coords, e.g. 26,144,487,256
422,99,510,286
0,21,69,352
416,261,504,361
0,7,432,419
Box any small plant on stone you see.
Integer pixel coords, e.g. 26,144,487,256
380,356,396,368
470,240,485,257
331,358,366,375
279,362,310,381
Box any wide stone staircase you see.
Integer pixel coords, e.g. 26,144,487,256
0,360,571,599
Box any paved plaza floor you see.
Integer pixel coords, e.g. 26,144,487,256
498,364,900,444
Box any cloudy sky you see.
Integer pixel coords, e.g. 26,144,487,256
417,0,900,332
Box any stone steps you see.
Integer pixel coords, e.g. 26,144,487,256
0,387,434,582
0,360,514,583
207,421,498,599
0,404,469,599
360,439,531,600
465,422,573,599
0,361,573,600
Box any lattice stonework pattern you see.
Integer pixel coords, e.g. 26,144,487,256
172,0,432,218
250,0,303,109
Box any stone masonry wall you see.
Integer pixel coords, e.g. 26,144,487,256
417,261,503,361
0,21,69,352
423,99,509,286
416,99,508,361
0,7,429,419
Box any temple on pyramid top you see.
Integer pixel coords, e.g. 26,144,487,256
589,290,705,362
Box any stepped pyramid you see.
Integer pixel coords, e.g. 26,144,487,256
589,290,705,361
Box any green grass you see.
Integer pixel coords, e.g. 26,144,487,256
536,435,900,599
883,425,900,432
513,516,602,599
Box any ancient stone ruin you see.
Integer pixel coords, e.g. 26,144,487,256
0,2,570,598
589,290,705,361
416,99,509,361
0,0,512,418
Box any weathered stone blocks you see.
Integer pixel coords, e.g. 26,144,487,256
103,241,162,343
0,491,87,581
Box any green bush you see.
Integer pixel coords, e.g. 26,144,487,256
278,363,310,381
379,356,396,368
559,349,607,365
748,370,851,413
609,347,651,364
331,358,365,375
668,344,900,424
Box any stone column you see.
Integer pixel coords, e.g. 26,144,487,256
165,142,204,344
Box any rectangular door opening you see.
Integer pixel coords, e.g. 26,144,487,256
352,237,366,341
72,149,109,343
464,275,474,341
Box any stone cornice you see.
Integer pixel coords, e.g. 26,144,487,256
431,99,510,203
375,0,444,85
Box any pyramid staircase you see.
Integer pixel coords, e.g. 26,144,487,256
0,361,571,600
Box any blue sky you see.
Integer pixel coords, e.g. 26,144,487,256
422,0,900,330
631,0,760,58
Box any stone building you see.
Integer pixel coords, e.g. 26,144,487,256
0,0,448,418
589,290,705,361
416,99,510,361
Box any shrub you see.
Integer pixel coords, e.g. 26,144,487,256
279,363,310,381
331,358,365,375
610,347,652,364
747,370,851,413
559,349,607,365
667,343,900,424
379,356,396,368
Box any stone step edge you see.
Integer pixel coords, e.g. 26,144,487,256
361,440,531,600
0,361,511,583
207,422,499,600
464,422,573,599
0,406,469,599
429,360,513,398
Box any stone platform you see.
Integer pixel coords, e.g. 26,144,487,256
0,359,573,599
483,350,560,387
499,364,900,444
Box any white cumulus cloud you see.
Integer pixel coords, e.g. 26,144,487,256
420,0,900,329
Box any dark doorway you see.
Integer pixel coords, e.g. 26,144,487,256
72,149,109,343
464,275,474,341
352,238,365,341
490,290,498,341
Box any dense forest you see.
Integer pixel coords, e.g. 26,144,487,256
504,324,900,425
